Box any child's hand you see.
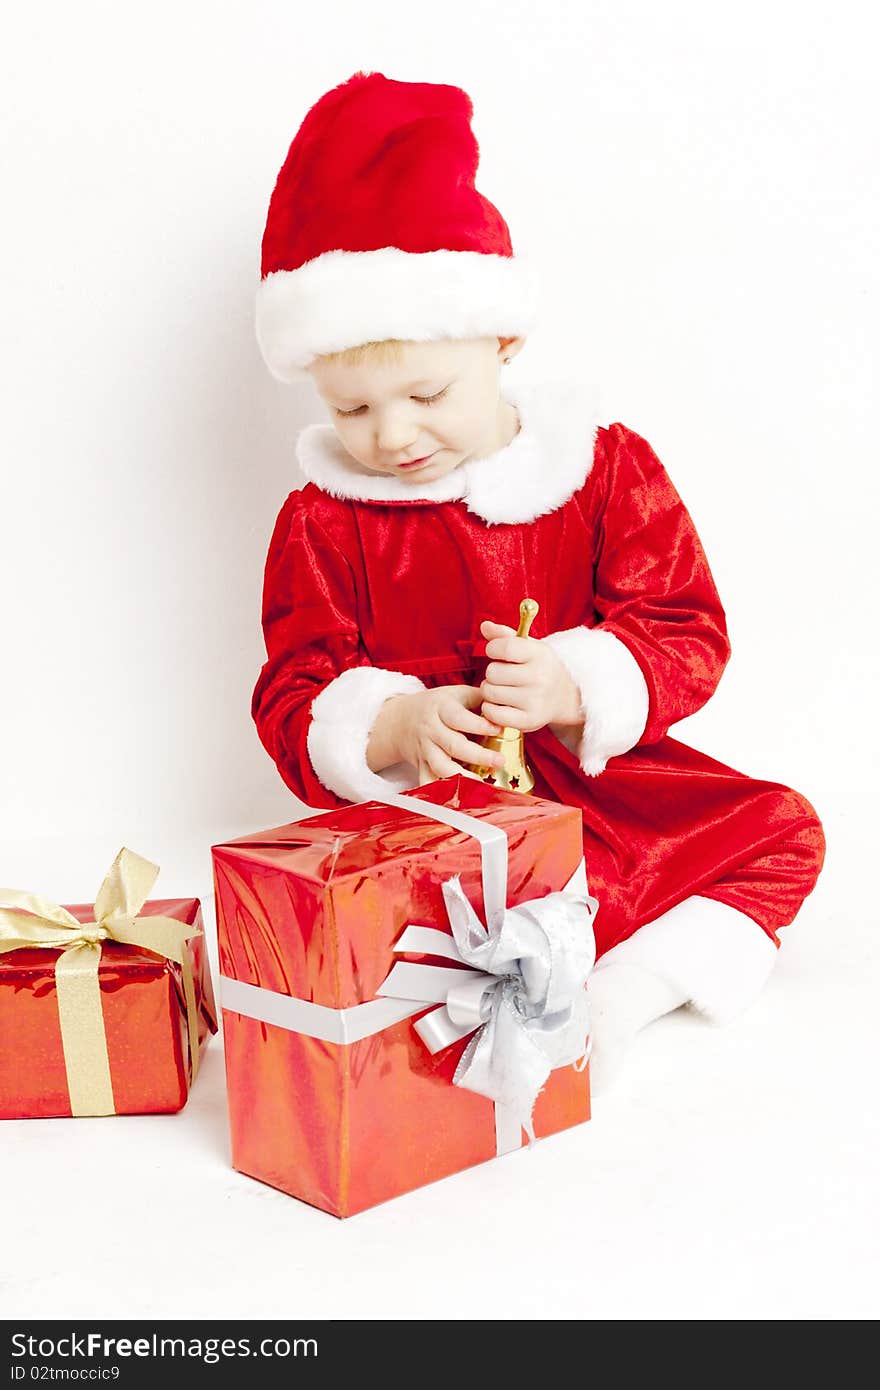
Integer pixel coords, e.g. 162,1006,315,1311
479,619,582,732
394,685,507,786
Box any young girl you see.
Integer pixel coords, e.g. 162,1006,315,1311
250,70,826,1090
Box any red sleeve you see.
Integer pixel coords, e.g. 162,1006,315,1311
250,491,364,809
594,424,731,745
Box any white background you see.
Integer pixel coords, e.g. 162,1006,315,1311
2,0,878,1321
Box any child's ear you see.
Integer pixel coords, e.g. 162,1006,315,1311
498,335,526,366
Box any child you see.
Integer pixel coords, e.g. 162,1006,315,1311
250,71,826,1091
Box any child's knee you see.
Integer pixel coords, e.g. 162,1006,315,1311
774,784,826,891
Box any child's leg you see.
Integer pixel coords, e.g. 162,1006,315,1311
585,779,826,1091
588,897,774,1091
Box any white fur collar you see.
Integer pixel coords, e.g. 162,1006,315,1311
294,379,605,524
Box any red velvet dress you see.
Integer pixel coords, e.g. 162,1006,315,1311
251,387,825,962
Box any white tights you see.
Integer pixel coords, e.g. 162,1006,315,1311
586,895,779,1093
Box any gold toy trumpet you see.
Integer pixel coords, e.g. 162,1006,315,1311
467,598,539,794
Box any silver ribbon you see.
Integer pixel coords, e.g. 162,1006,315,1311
376,855,598,1144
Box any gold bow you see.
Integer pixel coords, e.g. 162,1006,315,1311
0,847,204,1116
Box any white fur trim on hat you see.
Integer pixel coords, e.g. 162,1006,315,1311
544,625,650,775
306,665,426,804
594,897,779,1025
256,247,542,382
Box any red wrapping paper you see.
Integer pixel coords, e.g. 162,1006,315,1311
212,775,592,1218
0,897,217,1119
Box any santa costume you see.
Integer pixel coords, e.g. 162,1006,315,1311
250,72,826,1080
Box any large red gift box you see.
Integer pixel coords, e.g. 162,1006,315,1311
0,851,218,1119
212,774,594,1218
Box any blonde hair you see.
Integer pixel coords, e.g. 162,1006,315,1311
316,338,407,367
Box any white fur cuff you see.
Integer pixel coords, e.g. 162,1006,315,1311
543,625,650,776
595,897,779,1025
307,666,427,805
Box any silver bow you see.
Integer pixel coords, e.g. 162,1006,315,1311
376,857,598,1143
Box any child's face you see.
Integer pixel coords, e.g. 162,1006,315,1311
306,336,523,482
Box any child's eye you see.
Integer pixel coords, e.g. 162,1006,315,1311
412,388,449,405
334,387,449,418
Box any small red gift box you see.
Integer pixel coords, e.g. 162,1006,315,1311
212,775,595,1218
0,849,218,1119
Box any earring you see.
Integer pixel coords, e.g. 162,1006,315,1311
503,357,511,364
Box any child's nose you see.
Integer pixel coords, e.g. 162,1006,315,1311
375,410,419,454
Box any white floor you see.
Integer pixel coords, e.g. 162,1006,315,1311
3,834,877,1322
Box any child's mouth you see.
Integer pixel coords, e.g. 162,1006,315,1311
397,453,436,470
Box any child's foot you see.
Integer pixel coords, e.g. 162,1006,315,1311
587,959,689,1094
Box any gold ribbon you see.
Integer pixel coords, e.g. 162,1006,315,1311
0,847,205,1116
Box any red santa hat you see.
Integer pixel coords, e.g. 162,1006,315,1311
256,70,540,381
